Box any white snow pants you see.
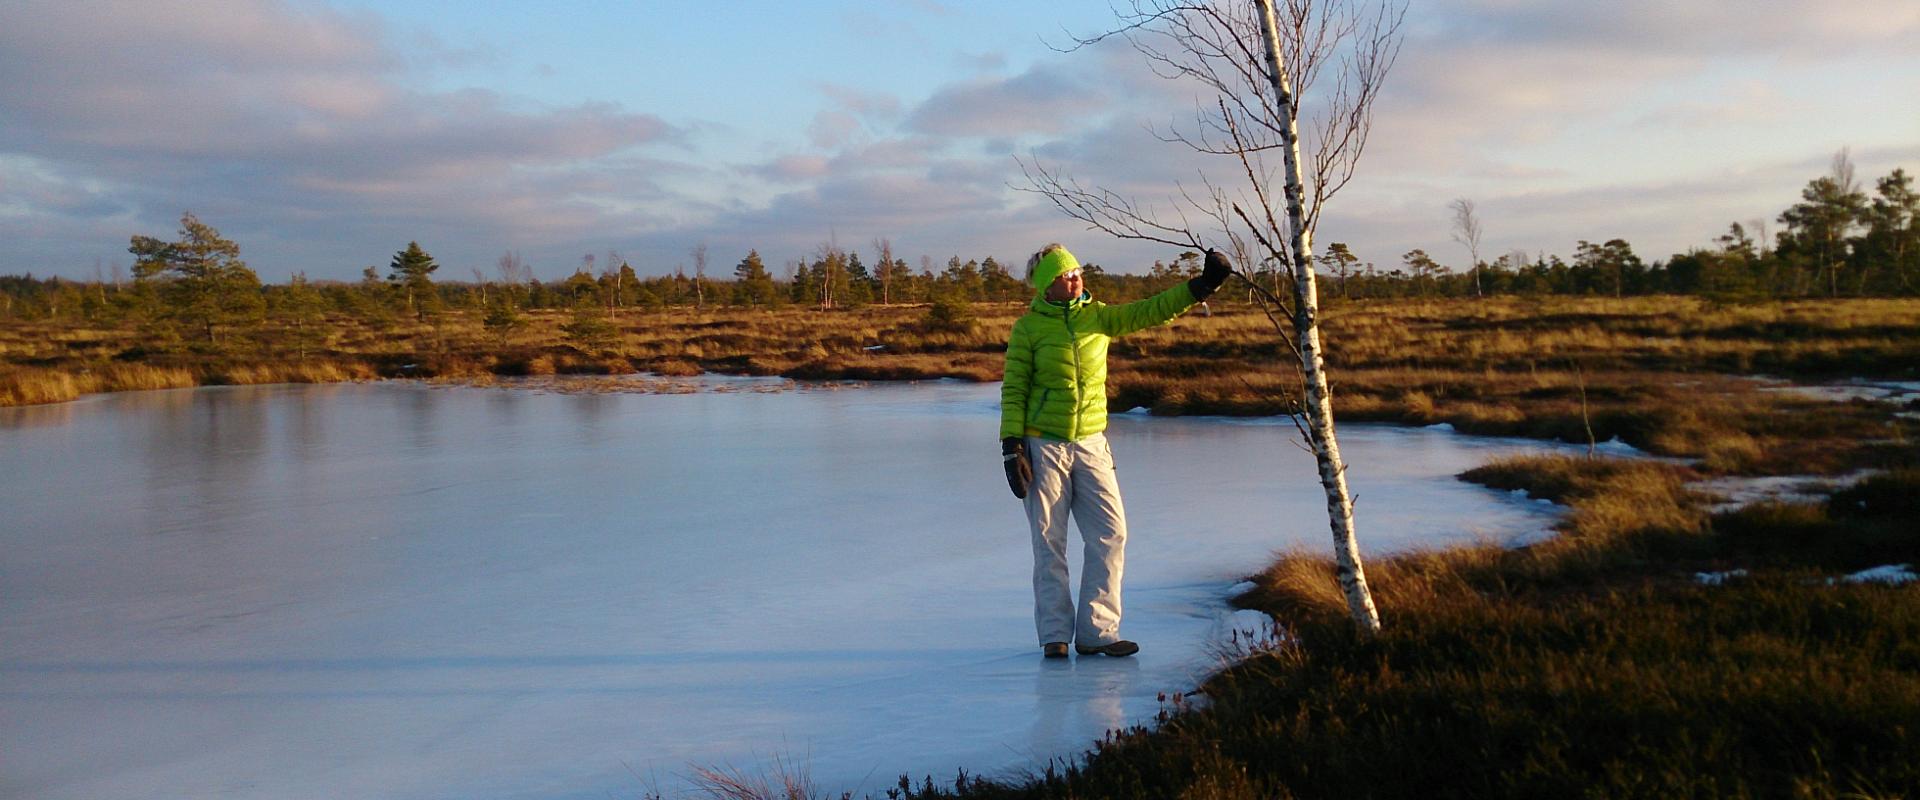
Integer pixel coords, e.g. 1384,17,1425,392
1024,433,1127,647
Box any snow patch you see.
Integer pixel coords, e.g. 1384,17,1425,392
1225,608,1273,635
1692,470,1877,513
1592,436,1643,457
1424,422,1455,432
1841,564,1917,586
1694,569,1749,586
1758,378,1920,404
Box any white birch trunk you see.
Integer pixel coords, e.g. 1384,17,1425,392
1256,0,1382,635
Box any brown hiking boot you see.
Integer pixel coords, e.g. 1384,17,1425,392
1075,640,1140,657
1042,642,1070,659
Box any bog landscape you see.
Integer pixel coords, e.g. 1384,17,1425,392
2,1,1917,799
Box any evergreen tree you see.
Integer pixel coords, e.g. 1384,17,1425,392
128,212,264,347
483,301,526,347
980,256,1021,300
617,262,641,307
1778,152,1868,296
1319,242,1360,298
1401,249,1442,295
562,270,600,305
387,241,440,319
1861,168,1918,293
279,271,329,360
733,250,777,306
1573,239,1646,297
941,256,982,300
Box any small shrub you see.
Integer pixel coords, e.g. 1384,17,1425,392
481,303,525,346
922,294,976,333
560,306,620,355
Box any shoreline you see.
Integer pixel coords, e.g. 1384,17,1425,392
7,296,1918,797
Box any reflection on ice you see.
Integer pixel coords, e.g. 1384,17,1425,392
3,379,1579,799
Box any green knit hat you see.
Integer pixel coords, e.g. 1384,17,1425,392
1029,246,1081,291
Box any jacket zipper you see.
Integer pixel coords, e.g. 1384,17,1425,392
1063,304,1081,441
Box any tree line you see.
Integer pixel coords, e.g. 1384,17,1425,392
1319,155,1915,300
2,157,1914,337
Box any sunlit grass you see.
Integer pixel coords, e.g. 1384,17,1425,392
5,296,1916,486
7,294,1916,798
889,453,1920,800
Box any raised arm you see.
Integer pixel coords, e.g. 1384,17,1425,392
1094,249,1232,336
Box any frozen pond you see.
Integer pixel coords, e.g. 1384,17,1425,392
3,378,1568,799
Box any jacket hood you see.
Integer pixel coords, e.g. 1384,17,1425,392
1029,247,1080,293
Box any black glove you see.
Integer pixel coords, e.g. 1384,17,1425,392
1188,248,1233,301
1002,437,1032,500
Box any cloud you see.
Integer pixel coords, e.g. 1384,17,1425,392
905,63,1111,138
819,84,902,121
808,110,865,150
1428,0,1920,58
2,1,1913,282
1357,0,1920,178
755,155,833,182
0,0,692,277
953,50,1009,72
1635,82,1794,130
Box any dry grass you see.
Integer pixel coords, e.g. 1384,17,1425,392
0,363,199,405
0,360,376,405
898,450,1920,799
5,296,1916,485
1244,454,1709,623
10,295,1917,799
685,759,822,800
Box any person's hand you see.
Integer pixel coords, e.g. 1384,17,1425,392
1190,248,1233,301
1002,437,1032,500
1203,248,1232,283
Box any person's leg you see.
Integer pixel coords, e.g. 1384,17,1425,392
1025,436,1076,647
1069,434,1128,648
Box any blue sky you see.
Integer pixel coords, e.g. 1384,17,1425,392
2,0,1916,282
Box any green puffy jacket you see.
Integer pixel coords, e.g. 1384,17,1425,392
1000,281,1199,441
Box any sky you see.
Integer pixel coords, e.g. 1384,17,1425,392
1,0,1916,283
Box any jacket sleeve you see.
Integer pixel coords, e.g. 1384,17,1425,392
1095,280,1199,337
999,319,1034,439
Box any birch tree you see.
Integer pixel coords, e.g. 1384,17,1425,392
689,243,708,309
1449,198,1484,297
1021,0,1403,634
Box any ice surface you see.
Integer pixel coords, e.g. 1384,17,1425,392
2,380,1575,799
1755,377,1920,404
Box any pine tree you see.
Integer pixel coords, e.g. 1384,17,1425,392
388,241,440,319
128,212,264,347
1778,151,1868,296
1862,168,1918,293
733,250,776,306
1319,242,1360,299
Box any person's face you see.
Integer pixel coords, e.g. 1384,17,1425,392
1046,268,1084,301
